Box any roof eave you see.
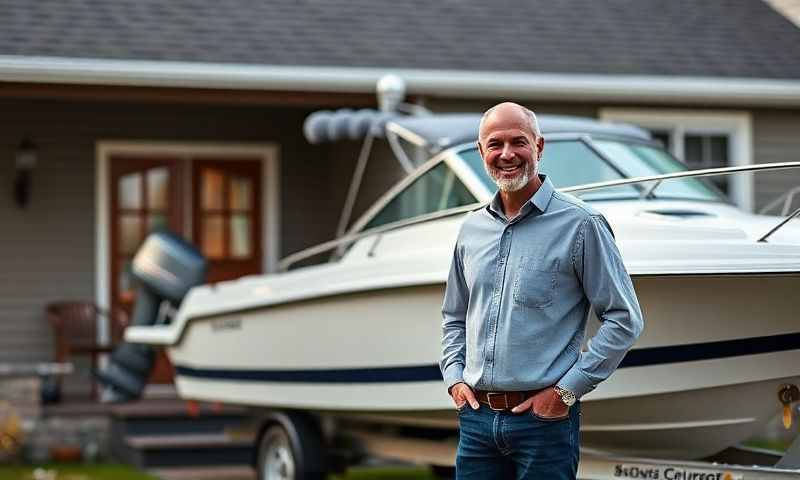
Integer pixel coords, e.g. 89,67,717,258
2,55,800,108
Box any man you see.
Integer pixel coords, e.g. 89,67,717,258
440,102,644,479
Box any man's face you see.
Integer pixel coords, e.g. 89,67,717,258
478,105,544,193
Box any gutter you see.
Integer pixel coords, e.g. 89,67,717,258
2,55,800,108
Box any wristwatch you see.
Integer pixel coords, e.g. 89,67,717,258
554,386,577,407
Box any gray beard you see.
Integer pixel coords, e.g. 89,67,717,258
486,161,535,192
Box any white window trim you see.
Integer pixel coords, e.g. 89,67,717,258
599,108,754,212
94,141,281,346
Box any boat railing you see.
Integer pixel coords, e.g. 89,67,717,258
278,161,800,271
759,185,800,217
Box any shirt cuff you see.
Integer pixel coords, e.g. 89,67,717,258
442,363,465,392
557,363,596,399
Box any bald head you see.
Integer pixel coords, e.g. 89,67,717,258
478,102,541,143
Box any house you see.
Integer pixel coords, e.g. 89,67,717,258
1,0,799,396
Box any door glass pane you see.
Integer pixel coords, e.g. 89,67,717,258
202,214,225,259
230,176,252,210
147,167,169,209
148,213,168,233
120,215,142,254
202,169,225,210
119,173,141,209
231,214,251,258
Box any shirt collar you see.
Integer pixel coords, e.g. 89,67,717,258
487,174,555,220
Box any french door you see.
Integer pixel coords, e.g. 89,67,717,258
110,157,181,384
109,155,263,386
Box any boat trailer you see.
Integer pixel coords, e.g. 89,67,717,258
342,425,800,479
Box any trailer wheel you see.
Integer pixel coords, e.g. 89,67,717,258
256,412,327,480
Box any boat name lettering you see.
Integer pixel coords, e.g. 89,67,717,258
614,464,741,480
210,317,242,332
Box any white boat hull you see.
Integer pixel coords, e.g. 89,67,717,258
166,274,800,459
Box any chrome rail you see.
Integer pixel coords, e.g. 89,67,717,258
278,161,800,271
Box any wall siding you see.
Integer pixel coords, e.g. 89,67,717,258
0,98,339,376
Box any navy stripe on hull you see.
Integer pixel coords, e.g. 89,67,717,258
175,364,443,383
175,331,800,383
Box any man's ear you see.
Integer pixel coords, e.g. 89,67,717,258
477,140,485,158
536,137,545,160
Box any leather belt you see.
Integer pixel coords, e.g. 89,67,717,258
475,390,536,411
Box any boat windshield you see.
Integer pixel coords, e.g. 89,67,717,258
459,139,725,202
363,161,477,230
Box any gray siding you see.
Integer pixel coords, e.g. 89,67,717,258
0,98,341,371
752,109,800,212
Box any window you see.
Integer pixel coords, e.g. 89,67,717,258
648,131,730,193
600,109,753,210
364,162,476,229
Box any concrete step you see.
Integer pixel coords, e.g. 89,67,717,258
150,465,255,480
120,432,255,468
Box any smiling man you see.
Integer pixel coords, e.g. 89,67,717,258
440,102,644,479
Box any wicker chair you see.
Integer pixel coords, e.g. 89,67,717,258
46,301,129,400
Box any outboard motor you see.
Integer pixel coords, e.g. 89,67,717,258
97,231,207,402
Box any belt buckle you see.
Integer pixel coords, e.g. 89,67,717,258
486,392,508,411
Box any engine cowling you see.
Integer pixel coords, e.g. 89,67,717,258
97,231,207,402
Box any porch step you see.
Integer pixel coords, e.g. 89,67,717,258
110,399,256,469
121,432,254,468
150,465,255,480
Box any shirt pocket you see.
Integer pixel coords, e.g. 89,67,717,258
513,256,558,309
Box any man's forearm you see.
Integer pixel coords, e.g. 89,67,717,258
558,293,644,397
440,321,466,390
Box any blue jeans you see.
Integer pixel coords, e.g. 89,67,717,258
456,401,580,479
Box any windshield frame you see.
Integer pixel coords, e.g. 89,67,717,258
347,133,731,237
457,133,730,205
346,146,487,236
583,134,730,204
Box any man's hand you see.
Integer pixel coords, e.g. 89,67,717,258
450,382,480,410
511,387,569,418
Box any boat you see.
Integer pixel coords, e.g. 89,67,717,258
103,97,800,466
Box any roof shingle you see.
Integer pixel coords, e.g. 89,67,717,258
1,0,799,79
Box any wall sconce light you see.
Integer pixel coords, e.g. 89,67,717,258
14,138,37,209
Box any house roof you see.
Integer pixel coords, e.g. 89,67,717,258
2,0,799,80
2,1,800,107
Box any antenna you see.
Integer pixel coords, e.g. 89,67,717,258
377,74,406,112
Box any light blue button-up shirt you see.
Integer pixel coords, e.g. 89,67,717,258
440,174,644,398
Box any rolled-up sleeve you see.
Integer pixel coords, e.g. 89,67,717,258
440,243,469,392
558,214,644,398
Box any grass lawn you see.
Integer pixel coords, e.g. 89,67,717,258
0,464,440,480
0,464,157,480
0,464,444,480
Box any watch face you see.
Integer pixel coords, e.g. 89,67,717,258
557,388,576,406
